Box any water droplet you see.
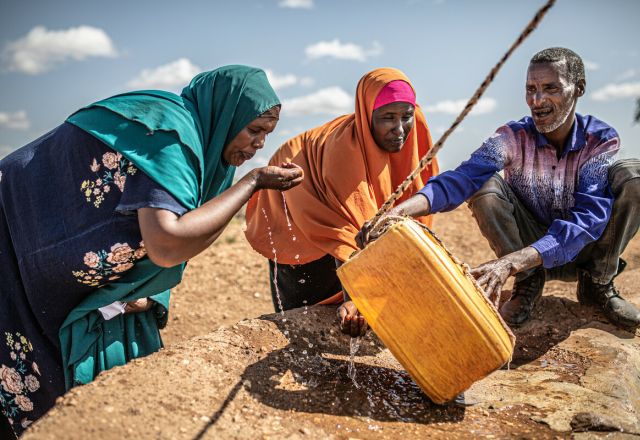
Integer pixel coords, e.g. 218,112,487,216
294,254,300,259
298,279,306,284
348,337,361,389
284,330,289,335
302,350,307,355
308,343,313,348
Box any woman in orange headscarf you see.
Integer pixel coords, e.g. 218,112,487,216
245,68,438,335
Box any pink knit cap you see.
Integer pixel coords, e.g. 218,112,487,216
373,80,416,110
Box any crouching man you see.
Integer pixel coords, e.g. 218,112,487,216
362,47,640,329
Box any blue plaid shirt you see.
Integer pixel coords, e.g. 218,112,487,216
419,114,620,268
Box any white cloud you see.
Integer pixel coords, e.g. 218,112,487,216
584,60,599,71
300,77,315,87
424,97,497,115
282,87,353,116
305,39,383,62
433,125,464,135
591,81,640,101
4,25,118,75
278,0,313,8
276,126,306,137
264,69,314,90
127,58,201,90
616,69,639,81
265,69,297,89
0,111,30,130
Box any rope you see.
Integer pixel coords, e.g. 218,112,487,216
365,0,556,239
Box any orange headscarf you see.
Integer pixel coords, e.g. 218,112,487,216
245,67,439,266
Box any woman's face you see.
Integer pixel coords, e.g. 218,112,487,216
223,106,280,166
371,102,415,153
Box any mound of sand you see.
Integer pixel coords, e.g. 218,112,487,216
22,208,640,439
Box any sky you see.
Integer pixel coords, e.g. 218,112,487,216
1,0,639,176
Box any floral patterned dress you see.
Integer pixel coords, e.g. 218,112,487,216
0,122,186,435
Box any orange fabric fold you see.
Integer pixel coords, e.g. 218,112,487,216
245,67,439,265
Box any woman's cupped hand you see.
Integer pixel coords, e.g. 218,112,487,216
254,162,304,191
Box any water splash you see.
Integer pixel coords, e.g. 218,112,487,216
262,208,286,319
281,192,292,230
281,193,298,245
348,337,362,389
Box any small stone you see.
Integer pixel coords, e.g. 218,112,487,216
299,427,311,435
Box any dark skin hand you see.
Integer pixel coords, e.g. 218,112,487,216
356,194,431,249
337,299,367,337
138,107,304,268
335,260,368,337
470,247,542,306
124,298,154,314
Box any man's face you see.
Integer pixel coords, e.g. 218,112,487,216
525,61,581,134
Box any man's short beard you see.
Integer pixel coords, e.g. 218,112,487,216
535,99,574,134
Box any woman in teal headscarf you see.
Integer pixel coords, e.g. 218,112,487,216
0,65,301,437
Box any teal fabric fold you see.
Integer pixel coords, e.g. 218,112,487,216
60,65,280,388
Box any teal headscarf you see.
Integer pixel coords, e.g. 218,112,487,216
61,65,280,388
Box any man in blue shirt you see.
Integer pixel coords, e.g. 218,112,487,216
360,47,640,330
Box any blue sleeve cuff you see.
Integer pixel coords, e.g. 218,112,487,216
417,184,436,212
531,234,563,268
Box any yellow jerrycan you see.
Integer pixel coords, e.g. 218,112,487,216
337,218,515,404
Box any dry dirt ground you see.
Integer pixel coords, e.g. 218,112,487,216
23,206,640,439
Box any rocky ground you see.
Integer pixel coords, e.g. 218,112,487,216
23,207,640,439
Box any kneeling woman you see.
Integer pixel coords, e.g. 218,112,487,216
244,68,438,337
0,66,302,437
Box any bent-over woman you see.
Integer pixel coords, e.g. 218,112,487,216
0,65,302,437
